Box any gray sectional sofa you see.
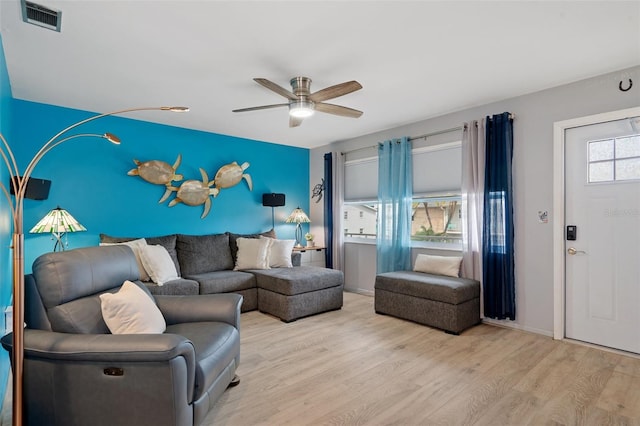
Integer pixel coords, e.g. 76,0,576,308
1,230,344,425
100,230,344,322
2,245,242,426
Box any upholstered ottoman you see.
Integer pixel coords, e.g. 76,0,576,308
375,271,480,334
252,266,344,322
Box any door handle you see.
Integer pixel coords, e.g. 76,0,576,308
567,247,587,255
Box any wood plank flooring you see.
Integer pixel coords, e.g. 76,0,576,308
203,292,640,426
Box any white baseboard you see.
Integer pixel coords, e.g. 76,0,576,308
344,290,554,337
345,288,374,297
482,317,553,337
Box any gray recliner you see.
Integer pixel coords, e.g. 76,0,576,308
1,245,242,426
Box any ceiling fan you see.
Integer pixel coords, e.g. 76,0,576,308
233,77,363,127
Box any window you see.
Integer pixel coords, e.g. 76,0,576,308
343,202,377,240
344,195,462,247
588,134,640,183
411,196,462,245
343,139,462,248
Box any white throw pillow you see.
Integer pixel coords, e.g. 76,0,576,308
261,236,295,268
100,238,150,281
234,237,271,270
99,280,166,334
414,254,462,278
139,244,179,285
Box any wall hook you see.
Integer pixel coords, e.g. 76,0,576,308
619,78,633,92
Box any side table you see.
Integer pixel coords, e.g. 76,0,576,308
292,246,326,267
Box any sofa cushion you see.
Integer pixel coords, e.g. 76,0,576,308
31,246,153,334
139,245,180,285
99,238,150,281
375,271,480,305
252,266,344,296
413,254,462,278
177,233,234,275
99,280,166,334
186,270,256,294
143,278,199,296
145,234,181,276
47,294,111,334
33,245,139,309
165,321,240,401
261,236,295,268
100,233,181,276
234,237,271,270
227,229,276,262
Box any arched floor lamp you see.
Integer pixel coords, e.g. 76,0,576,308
0,105,189,426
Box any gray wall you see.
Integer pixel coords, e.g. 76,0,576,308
310,66,640,336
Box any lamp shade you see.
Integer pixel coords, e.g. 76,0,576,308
29,207,86,234
285,207,310,248
285,207,311,224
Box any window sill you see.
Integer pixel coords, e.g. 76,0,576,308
344,238,376,245
411,241,463,251
344,238,462,252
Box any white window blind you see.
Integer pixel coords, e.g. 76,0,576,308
412,142,461,196
344,141,461,201
345,157,377,201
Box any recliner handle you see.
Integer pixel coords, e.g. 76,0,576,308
103,367,124,376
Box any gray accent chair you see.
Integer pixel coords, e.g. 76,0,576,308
1,245,242,426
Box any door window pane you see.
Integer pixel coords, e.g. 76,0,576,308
616,158,640,181
589,139,614,161
615,136,640,159
588,134,640,183
589,161,614,182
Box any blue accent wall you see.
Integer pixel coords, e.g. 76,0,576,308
0,43,310,410
0,32,12,413
9,100,310,271
0,33,310,410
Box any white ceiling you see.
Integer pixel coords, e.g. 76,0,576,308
1,1,639,149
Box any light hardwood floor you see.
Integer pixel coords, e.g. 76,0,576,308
1,292,638,425
203,292,640,426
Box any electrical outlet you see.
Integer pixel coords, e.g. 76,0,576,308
4,306,12,334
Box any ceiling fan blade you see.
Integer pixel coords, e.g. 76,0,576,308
289,115,304,128
254,78,298,101
308,80,362,103
232,103,288,113
315,103,363,118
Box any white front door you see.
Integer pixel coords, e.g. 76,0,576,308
564,117,640,354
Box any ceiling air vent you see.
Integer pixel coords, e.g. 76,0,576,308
20,0,62,32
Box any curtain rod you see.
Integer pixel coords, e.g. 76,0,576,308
341,125,463,156
340,113,515,156
464,113,516,129
409,125,463,142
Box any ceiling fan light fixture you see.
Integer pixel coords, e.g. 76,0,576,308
289,100,315,118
